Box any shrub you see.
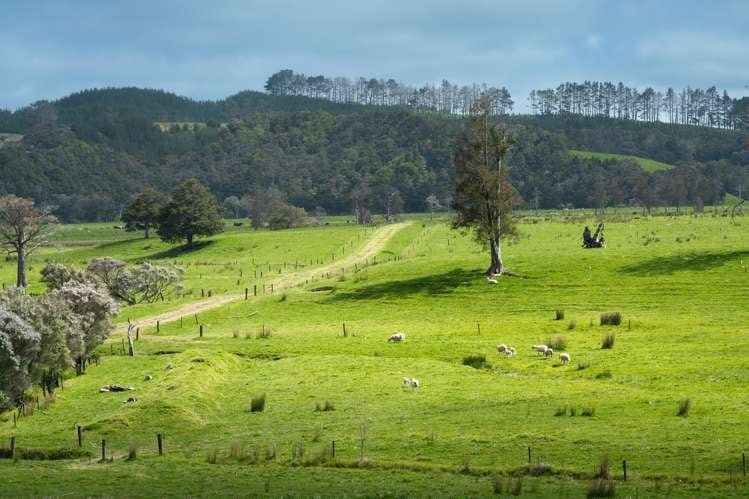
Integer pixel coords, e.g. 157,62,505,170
545,335,567,350
567,320,577,331
677,398,691,417
554,309,565,320
600,312,622,326
587,479,616,498
595,370,612,379
250,393,266,412
462,354,490,369
127,441,139,460
554,406,567,416
601,334,615,349
581,407,596,417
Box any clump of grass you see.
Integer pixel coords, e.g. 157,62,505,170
206,449,219,464
250,393,266,413
554,309,565,320
554,406,567,416
244,332,252,340
229,441,245,460
569,407,577,417
492,475,504,495
278,293,287,302
595,370,612,379
587,478,616,498
527,462,552,476
264,443,277,461
581,407,596,417
677,398,691,417
232,331,240,339
257,326,272,339
545,334,567,350
315,400,335,412
305,443,335,465
462,354,490,369
127,441,139,460
577,360,591,371
595,455,610,479
600,312,622,326
601,333,615,349
567,320,577,331
508,477,523,496
291,441,305,462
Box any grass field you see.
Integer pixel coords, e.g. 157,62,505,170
570,150,675,172
1,211,748,497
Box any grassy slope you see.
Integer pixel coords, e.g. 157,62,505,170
1,212,748,497
570,149,675,172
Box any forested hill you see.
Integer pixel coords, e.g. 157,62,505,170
0,87,747,222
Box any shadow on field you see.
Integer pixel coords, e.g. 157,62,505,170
147,241,216,260
327,268,477,302
620,249,749,275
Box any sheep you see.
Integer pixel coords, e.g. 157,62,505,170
532,344,549,355
388,332,406,342
402,377,411,387
411,378,420,389
496,344,507,353
559,352,571,365
544,347,554,359
503,348,515,357
486,277,498,285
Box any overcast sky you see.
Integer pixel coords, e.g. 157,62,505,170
1,0,748,111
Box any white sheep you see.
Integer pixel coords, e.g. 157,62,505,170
388,332,406,342
410,378,420,389
496,344,507,353
559,352,571,365
503,349,515,357
486,277,498,285
544,347,554,359
532,344,549,355
402,377,411,387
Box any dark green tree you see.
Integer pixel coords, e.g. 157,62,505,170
452,96,518,276
157,179,224,247
121,187,166,238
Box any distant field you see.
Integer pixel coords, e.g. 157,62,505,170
1,211,747,497
570,149,675,172
0,133,23,148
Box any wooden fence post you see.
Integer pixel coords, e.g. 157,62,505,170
332,440,336,459
77,425,83,447
342,323,347,337
254,285,257,296
527,446,531,465
623,460,627,481
157,433,164,456
743,452,746,477
10,437,16,460
245,288,248,300
156,321,160,333
477,323,480,335
101,439,106,461
136,328,139,341
199,325,204,338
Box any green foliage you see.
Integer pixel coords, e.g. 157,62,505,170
157,178,224,246
121,188,167,238
600,312,622,326
462,354,490,370
601,334,616,349
678,398,691,417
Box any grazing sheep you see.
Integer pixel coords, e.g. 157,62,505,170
411,378,420,389
532,344,549,355
560,352,571,365
544,348,554,359
402,377,411,387
388,332,406,343
496,344,507,353
144,375,153,381
503,349,515,357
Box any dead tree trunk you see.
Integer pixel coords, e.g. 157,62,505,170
126,320,135,357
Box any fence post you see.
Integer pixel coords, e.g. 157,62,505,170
199,325,204,338
77,425,83,447
156,321,160,333
245,288,248,300
101,439,106,462
10,437,16,460
332,440,336,459
342,323,347,337
527,446,531,465
136,328,140,341
477,323,480,335
157,433,164,456
254,285,257,296
743,452,746,477
623,460,627,481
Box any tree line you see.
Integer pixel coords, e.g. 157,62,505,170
530,81,749,129
264,69,514,116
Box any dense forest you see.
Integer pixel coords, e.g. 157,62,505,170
0,87,747,222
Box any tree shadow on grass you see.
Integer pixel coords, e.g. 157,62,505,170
146,240,216,260
327,268,479,302
620,249,749,276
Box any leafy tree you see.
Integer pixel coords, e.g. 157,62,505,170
157,178,224,247
121,188,167,239
0,195,57,287
247,188,285,230
268,204,307,230
425,194,443,219
86,257,181,304
453,96,518,276
0,305,40,403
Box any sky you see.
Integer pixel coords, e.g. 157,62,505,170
1,0,748,112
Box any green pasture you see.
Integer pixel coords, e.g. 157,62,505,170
1,211,748,497
570,149,675,172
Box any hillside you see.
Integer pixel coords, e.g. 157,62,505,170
0,88,747,221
